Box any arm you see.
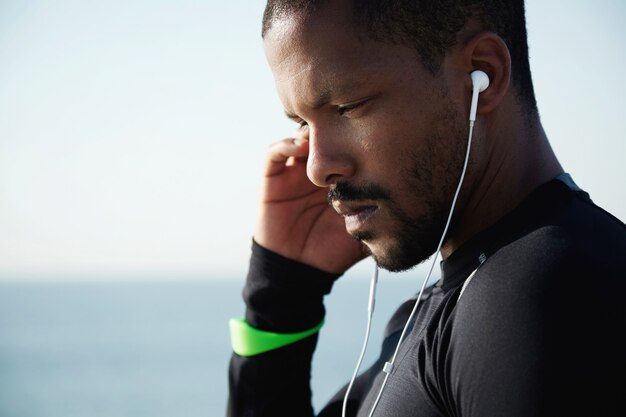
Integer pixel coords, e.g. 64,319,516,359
227,241,338,417
228,135,367,416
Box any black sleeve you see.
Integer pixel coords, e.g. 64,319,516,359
227,241,340,417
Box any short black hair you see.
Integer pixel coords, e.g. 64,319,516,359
262,0,537,114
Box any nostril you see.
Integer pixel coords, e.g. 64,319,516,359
325,173,343,186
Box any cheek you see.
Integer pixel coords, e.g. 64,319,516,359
355,109,423,158
344,93,449,183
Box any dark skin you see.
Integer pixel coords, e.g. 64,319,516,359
255,0,563,274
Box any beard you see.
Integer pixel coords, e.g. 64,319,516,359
328,99,468,272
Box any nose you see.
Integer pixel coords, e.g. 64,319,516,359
306,125,356,187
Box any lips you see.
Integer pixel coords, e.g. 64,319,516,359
332,201,378,235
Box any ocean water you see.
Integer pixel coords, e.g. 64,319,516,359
0,274,424,417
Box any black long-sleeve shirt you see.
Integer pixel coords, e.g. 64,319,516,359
228,178,626,416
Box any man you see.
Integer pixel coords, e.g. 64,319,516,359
228,1,626,416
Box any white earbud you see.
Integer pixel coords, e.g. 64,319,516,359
469,70,490,122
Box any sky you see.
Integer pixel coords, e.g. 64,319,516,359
0,0,625,281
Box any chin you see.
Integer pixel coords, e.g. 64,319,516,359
371,248,426,273
362,235,434,273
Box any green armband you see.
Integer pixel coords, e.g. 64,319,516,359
229,318,324,357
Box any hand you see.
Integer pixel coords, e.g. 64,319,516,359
254,134,368,274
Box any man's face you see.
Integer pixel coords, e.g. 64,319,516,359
264,4,468,271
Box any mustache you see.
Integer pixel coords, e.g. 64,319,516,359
327,182,391,204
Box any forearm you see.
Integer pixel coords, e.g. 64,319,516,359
227,240,339,417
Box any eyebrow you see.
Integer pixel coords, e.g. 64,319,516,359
284,79,368,120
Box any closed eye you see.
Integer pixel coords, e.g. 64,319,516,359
337,98,370,116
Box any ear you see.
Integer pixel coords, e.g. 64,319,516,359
461,32,511,116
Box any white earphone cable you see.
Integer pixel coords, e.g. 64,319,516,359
341,69,487,416
339,119,476,417
365,120,476,416
341,265,378,417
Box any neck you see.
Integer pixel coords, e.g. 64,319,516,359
441,102,563,259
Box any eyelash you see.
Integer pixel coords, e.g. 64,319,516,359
337,100,366,116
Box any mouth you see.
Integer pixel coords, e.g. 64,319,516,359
332,201,379,235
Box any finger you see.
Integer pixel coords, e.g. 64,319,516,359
264,137,309,176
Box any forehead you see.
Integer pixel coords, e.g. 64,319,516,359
263,6,426,109
263,6,362,85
